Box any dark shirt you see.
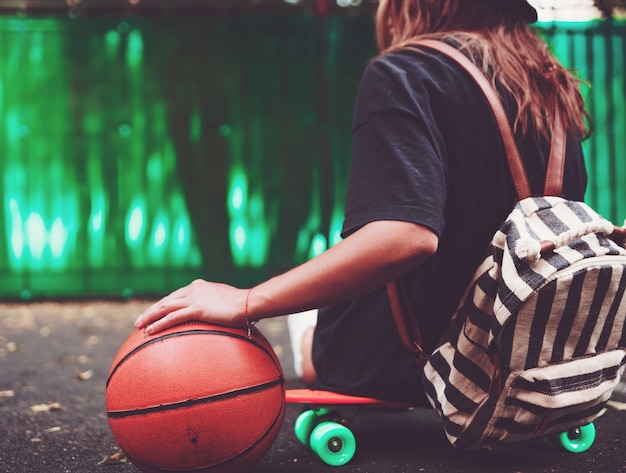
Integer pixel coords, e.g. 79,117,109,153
311,46,588,405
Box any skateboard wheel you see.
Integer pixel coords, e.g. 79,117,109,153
557,423,596,453
294,410,318,447
309,421,356,466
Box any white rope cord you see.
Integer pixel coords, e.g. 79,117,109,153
515,220,615,262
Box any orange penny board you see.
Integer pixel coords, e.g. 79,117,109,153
285,389,414,409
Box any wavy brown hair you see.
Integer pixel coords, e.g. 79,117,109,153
375,0,591,140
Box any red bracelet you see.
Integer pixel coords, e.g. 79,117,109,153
245,287,255,339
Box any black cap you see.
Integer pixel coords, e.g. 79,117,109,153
518,0,538,23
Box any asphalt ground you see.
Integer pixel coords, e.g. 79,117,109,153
1,300,625,473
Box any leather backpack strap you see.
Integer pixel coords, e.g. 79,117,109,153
387,280,429,366
543,111,566,196
416,39,566,199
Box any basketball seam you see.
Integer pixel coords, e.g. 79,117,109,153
106,377,284,418
106,328,278,388
120,396,285,473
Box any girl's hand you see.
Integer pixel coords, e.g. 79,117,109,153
134,279,248,334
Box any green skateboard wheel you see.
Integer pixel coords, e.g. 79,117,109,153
558,423,596,453
294,410,318,447
309,421,357,466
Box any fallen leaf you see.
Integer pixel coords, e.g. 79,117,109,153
83,335,100,347
98,452,128,465
30,402,64,413
76,369,94,381
607,400,626,411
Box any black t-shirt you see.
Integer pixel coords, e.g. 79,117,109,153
311,46,588,406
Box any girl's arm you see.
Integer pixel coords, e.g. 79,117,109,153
134,219,438,334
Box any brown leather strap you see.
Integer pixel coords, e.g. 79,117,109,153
543,111,566,196
387,280,429,365
416,39,566,200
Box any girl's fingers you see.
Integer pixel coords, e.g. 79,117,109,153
165,286,189,300
144,306,197,334
133,280,245,333
135,296,188,329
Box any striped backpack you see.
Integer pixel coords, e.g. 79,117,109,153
416,41,626,450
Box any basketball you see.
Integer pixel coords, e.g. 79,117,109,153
105,321,285,473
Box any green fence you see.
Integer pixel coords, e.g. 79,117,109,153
541,21,626,223
0,12,624,298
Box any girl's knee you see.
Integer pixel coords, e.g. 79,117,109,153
300,326,317,386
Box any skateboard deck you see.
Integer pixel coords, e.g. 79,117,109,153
285,388,414,408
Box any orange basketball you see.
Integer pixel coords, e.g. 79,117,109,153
106,321,285,473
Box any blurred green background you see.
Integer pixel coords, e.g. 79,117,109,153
0,1,624,298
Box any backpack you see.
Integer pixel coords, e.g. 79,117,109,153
392,40,626,451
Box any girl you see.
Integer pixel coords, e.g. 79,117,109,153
135,0,588,406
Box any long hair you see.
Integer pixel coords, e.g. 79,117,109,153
375,0,591,140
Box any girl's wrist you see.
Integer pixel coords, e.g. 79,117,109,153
244,287,256,338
